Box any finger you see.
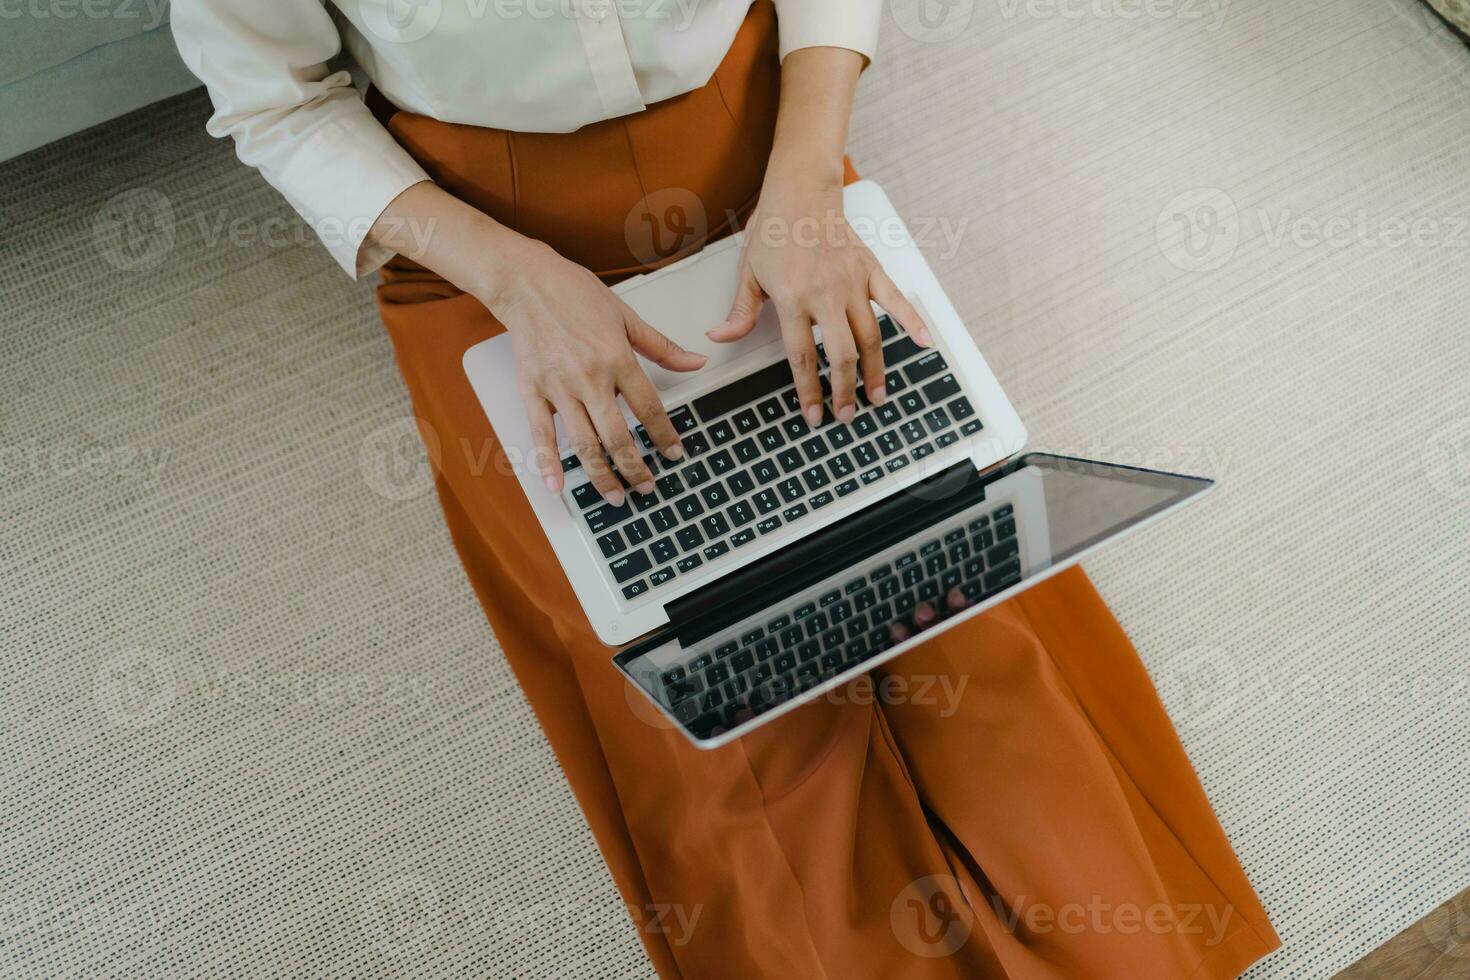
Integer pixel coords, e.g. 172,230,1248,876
523,391,563,494
946,586,971,612
913,601,937,627
589,397,654,494
779,308,824,426
820,311,860,424
620,366,684,462
562,402,624,506
890,621,913,643
869,266,932,347
707,263,764,342
849,298,887,405
625,313,708,372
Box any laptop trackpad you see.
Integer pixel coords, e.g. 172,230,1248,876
616,237,784,394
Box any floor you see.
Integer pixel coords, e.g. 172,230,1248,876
1339,888,1470,978
2,0,1468,977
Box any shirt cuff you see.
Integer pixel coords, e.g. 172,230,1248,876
775,0,883,64
270,111,431,278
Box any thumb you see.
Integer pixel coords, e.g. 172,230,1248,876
626,316,708,372
706,265,764,342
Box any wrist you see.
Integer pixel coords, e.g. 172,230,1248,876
763,150,845,194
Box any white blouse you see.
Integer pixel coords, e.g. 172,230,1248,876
170,1,882,276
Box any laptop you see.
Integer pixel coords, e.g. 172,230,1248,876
463,180,1213,748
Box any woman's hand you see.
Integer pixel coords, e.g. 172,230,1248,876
490,239,705,504
709,181,929,424
705,47,929,425
368,181,705,507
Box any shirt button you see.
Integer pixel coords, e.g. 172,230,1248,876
584,0,609,20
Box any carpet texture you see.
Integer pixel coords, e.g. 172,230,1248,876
2,0,1468,976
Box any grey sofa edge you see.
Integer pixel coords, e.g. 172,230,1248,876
0,26,200,165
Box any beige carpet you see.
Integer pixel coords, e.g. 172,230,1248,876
3,0,1468,976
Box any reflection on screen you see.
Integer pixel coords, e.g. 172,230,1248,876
622,455,1210,743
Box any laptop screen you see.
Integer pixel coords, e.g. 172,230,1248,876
614,453,1213,748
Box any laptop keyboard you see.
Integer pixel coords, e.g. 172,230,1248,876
653,501,1020,739
561,315,985,602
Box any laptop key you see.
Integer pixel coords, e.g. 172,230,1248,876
757,397,784,423
733,437,760,463
676,554,703,574
625,519,653,545
995,503,1014,521
727,471,755,497
733,409,761,433
609,548,650,582
828,453,855,479
561,454,581,472
651,506,678,533
810,490,834,510
655,472,683,498
674,494,704,521
801,436,830,461
586,501,631,533
753,489,780,514
729,500,756,527
877,431,904,455
886,456,910,473
948,395,974,420
757,427,786,452
731,528,756,548
597,530,627,558
756,515,782,534
899,421,926,445
923,374,961,403
936,431,959,448
701,483,731,509
912,443,935,460
781,417,810,441
835,478,860,496
777,448,804,473
682,431,711,457
783,503,809,522
885,370,906,394
667,406,698,432
703,541,730,561
860,466,884,485
683,461,711,487
778,478,804,502
676,526,704,552
923,407,951,433
649,567,676,587
752,459,781,485
852,442,879,467
709,420,735,445
701,513,730,538
621,580,648,600
875,403,902,427
802,466,830,492
903,350,948,384
961,419,984,436
708,449,736,476
570,483,602,510
897,391,925,415
852,415,878,437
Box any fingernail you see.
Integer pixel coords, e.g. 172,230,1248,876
544,475,562,494
914,603,936,625
918,329,934,347
838,404,856,423
663,444,684,461
603,489,626,507
804,405,823,426
869,385,887,405
635,481,655,495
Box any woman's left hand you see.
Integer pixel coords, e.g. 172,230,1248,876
707,179,931,426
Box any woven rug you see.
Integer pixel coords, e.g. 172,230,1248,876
3,0,1468,976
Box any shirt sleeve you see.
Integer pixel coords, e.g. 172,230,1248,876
772,0,883,64
170,0,430,278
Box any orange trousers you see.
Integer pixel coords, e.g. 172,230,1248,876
373,5,1280,976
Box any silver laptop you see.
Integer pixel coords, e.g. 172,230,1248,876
463,180,1212,748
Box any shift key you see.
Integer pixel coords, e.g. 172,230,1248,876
903,350,949,384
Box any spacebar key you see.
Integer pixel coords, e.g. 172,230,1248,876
693,359,794,422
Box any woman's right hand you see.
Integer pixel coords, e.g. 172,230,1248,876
485,238,707,505
369,182,706,507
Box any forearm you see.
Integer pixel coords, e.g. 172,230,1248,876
765,46,864,191
366,181,543,305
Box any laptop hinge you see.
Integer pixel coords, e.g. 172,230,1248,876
663,461,989,648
